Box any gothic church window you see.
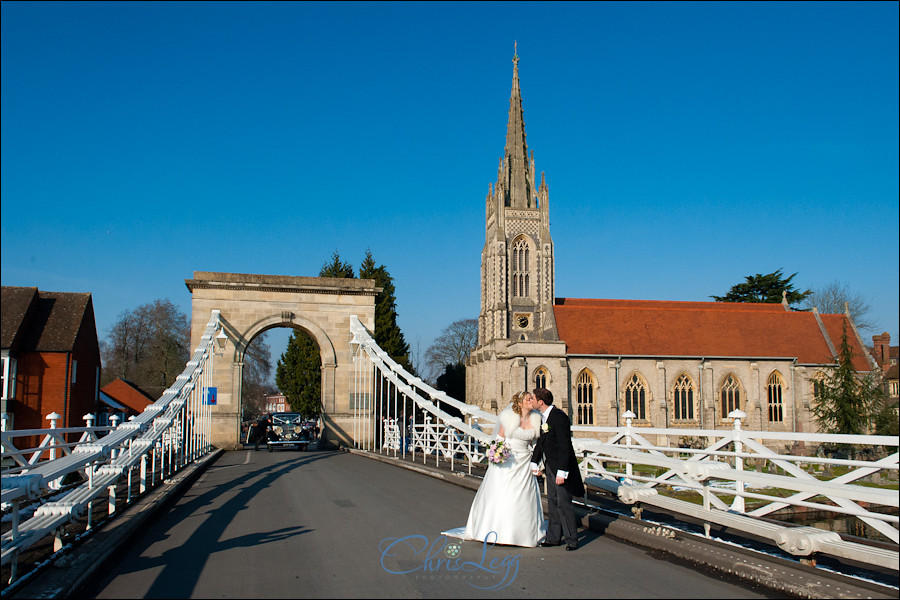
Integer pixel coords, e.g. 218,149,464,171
720,373,742,416
576,370,595,425
624,373,648,421
812,372,826,403
767,372,785,423
673,373,695,421
534,367,549,389
511,237,530,298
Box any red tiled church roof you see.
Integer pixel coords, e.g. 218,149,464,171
553,298,872,371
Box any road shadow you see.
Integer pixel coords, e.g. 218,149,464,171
81,450,339,598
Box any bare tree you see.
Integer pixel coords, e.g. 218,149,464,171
802,281,875,332
102,301,277,414
101,299,190,399
409,335,426,378
241,332,276,420
423,318,478,384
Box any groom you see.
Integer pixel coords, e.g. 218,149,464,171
529,388,585,551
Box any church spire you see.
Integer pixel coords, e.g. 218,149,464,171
477,45,558,353
501,42,533,209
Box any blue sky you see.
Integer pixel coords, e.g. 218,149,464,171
3,1,898,376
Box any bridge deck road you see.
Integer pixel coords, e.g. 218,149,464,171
82,449,778,599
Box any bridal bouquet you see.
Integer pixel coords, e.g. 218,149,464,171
486,438,511,464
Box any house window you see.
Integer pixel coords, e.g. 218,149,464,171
534,367,548,389
767,372,784,422
511,237,530,298
576,370,594,425
1,355,16,401
720,374,741,416
673,373,694,421
624,373,647,421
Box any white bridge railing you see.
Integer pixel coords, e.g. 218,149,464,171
349,316,899,573
1,309,224,586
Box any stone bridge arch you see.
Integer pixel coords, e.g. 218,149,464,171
186,272,377,450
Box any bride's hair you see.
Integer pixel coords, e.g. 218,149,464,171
510,391,527,415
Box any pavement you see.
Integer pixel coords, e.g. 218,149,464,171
5,444,897,599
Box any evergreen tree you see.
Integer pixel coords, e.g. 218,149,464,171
321,250,356,278
872,395,899,437
712,269,811,305
358,249,417,440
435,363,466,414
359,249,412,372
275,330,321,417
811,323,881,436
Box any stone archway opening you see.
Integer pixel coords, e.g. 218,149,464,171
242,325,323,421
237,329,277,430
236,325,315,441
186,272,378,450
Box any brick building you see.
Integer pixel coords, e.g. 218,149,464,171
99,378,156,425
1,287,102,441
264,394,288,413
870,333,899,406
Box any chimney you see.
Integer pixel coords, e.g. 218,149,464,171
872,332,891,369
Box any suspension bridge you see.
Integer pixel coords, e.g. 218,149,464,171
2,309,898,598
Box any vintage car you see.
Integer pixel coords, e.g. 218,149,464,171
266,412,312,451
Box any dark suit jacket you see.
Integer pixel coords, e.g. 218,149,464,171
532,406,585,497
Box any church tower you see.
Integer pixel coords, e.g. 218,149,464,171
479,48,558,347
467,48,567,412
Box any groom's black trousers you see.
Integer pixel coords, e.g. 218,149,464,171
546,476,577,546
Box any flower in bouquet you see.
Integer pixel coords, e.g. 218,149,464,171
486,438,511,464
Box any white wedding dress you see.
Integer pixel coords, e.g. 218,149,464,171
443,407,547,547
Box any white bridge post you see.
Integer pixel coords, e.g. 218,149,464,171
730,409,746,513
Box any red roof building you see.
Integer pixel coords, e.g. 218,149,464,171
555,298,871,371
99,378,156,422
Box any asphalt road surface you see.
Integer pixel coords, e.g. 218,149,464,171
82,449,780,599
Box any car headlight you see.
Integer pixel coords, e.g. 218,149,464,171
273,426,283,435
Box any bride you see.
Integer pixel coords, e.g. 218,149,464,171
445,391,547,547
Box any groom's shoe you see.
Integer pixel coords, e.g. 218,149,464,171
565,544,578,551
540,541,562,547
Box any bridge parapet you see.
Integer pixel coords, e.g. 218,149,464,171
2,309,222,586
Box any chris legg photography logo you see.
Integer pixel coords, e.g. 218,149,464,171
379,532,520,590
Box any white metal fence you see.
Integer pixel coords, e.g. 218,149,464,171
1,310,223,585
349,316,899,573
